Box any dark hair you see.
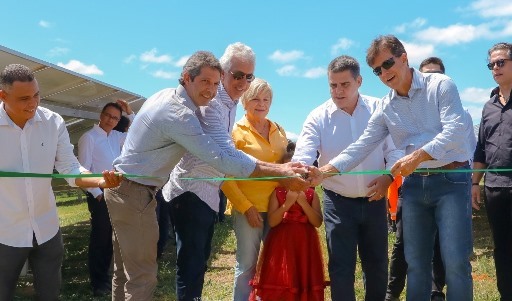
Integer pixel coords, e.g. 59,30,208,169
281,140,296,163
328,55,360,78
113,115,130,132
101,102,123,115
488,42,512,61
366,35,407,67
0,64,35,90
179,51,222,85
419,57,445,74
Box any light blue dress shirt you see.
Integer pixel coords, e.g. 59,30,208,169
329,69,472,172
113,85,256,188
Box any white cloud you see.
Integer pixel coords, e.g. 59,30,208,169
48,47,69,57
276,65,298,76
303,67,326,79
57,60,103,75
151,70,179,80
464,105,484,124
414,23,492,45
394,18,427,34
39,20,51,28
460,87,493,104
402,42,435,66
124,55,136,64
331,38,355,55
469,0,512,18
140,48,172,64
269,50,305,63
285,131,299,142
175,55,190,67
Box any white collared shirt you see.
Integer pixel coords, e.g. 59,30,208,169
78,114,134,197
293,95,403,198
0,104,85,247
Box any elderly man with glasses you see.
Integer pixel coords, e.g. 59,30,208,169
317,35,474,301
472,42,512,301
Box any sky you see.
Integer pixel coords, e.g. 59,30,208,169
3,0,512,139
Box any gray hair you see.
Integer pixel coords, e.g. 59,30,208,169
488,42,512,60
240,78,272,108
328,55,360,78
179,51,222,85
219,42,256,71
0,64,35,90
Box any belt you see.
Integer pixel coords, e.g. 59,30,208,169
415,161,469,176
122,177,157,191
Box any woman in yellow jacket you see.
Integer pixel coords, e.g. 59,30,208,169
221,78,288,301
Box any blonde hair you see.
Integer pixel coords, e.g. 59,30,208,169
240,78,273,109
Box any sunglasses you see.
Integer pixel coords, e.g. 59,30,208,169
373,57,396,76
487,59,512,70
423,70,444,74
230,70,255,82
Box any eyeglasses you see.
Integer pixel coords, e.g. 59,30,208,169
101,112,120,122
487,59,512,70
373,57,396,76
230,70,255,82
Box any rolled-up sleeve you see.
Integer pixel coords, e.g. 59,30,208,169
293,113,321,165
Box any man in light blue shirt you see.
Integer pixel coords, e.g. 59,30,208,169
162,42,258,301
104,51,312,301
319,35,473,301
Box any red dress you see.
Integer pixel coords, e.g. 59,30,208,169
249,187,328,301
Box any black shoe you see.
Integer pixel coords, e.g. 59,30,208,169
431,292,445,301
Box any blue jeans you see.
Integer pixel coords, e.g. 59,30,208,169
170,192,217,301
232,210,269,301
401,167,473,301
323,189,388,301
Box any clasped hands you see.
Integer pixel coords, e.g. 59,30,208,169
279,161,323,191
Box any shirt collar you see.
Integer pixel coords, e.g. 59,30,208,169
176,84,198,112
389,68,424,100
92,124,109,136
327,94,369,116
217,82,239,109
0,103,42,126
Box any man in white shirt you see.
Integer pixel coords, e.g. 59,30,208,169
78,100,135,296
0,64,121,300
293,55,403,301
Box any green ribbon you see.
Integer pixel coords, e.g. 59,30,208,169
1,168,511,181
0,171,156,179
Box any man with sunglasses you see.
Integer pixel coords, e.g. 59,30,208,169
472,42,512,301
77,100,135,297
386,56,476,301
317,35,474,301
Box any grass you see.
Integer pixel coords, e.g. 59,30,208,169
15,187,499,300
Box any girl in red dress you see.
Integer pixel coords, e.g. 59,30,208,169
249,143,328,301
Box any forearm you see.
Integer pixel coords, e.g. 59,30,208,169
268,202,293,227
298,200,322,227
472,162,487,184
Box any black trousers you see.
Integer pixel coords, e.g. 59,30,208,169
86,192,113,290
387,198,446,299
0,230,64,300
484,186,512,301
